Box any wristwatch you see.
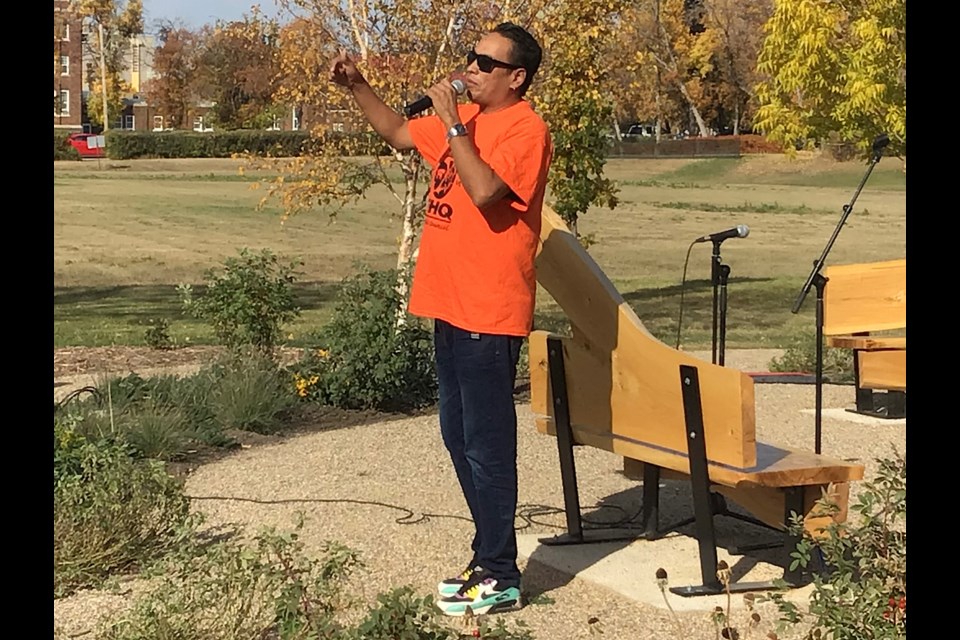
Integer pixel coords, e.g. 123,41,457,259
446,123,468,141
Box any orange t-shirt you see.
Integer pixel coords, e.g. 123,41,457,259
406,101,552,337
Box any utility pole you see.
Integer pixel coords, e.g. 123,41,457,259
98,20,109,131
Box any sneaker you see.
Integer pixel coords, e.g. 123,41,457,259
436,577,522,617
437,564,482,596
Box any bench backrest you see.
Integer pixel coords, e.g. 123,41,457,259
530,205,758,471
822,258,906,336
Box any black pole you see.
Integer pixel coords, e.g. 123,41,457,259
710,241,722,364
813,274,828,454
718,263,730,367
791,134,890,315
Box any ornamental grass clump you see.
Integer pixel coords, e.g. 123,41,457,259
54,414,197,598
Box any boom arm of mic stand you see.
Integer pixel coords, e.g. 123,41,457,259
791,147,885,314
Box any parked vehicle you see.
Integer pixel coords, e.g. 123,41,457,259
67,132,105,158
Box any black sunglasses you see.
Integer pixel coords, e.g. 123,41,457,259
467,50,523,73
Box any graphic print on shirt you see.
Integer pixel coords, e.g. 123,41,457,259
425,154,457,230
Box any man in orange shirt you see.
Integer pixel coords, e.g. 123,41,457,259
330,22,552,617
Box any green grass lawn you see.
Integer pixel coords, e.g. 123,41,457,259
54,153,906,350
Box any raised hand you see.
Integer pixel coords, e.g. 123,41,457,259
329,49,365,89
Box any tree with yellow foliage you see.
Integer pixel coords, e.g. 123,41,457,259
251,0,624,281
614,0,722,138
753,0,906,161
72,0,143,129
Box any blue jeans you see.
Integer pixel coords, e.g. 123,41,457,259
433,319,523,587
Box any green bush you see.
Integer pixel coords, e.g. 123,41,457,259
180,248,302,355
99,515,362,640
98,514,536,640
291,266,437,412
54,414,196,598
768,451,907,639
769,334,854,383
144,317,175,350
103,129,390,159
54,130,81,161
106,129,313,159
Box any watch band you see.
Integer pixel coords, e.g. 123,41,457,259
446,123,468,140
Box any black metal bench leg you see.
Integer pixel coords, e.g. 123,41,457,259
670,364,788,597
538,337,643,546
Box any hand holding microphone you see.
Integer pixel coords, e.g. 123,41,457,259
403,76,467,118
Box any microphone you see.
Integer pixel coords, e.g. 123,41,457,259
872,133,890,153
694,225,750,244
403,79,467,118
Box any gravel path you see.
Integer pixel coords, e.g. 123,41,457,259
53,350,907,639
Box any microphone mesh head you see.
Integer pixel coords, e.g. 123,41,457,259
451,79,467,95
737,224,750,238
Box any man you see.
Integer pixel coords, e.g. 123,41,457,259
329,22,552,617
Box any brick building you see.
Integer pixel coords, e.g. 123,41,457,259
54,0,84,129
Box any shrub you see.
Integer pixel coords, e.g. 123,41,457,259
769,334,854,384
103,129,389,160
98,514,537,640
54,414,196,598
767,451,907,639
144,317,175,350
292,266,437,412
99,516,364,640
54,130,82,161
180,248,302,355
350,587,455,640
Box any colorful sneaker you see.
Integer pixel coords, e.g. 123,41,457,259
436,577,522,617
437,564,482,596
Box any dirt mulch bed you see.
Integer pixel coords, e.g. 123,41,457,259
53,345,309,379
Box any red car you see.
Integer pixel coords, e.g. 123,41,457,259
67,132,105,158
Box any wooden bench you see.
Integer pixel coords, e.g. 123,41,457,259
528,205,865,596
822,258,906,418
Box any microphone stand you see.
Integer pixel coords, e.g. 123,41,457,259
791,134,889,454
710,241,731,366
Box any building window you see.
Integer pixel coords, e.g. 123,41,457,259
55,21,70,41
268,115,281,131
332,122,345,133
64,23,70,41
124,115,135,130
61,56,69,76
56,90,70,116
193,116,212,132
153,115,165,131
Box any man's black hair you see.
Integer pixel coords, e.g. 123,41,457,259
492,22,542,97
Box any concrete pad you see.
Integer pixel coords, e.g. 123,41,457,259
802,407,906,427
518,531,814,613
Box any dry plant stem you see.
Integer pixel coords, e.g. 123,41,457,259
726,584,732,636
658,585,686,638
